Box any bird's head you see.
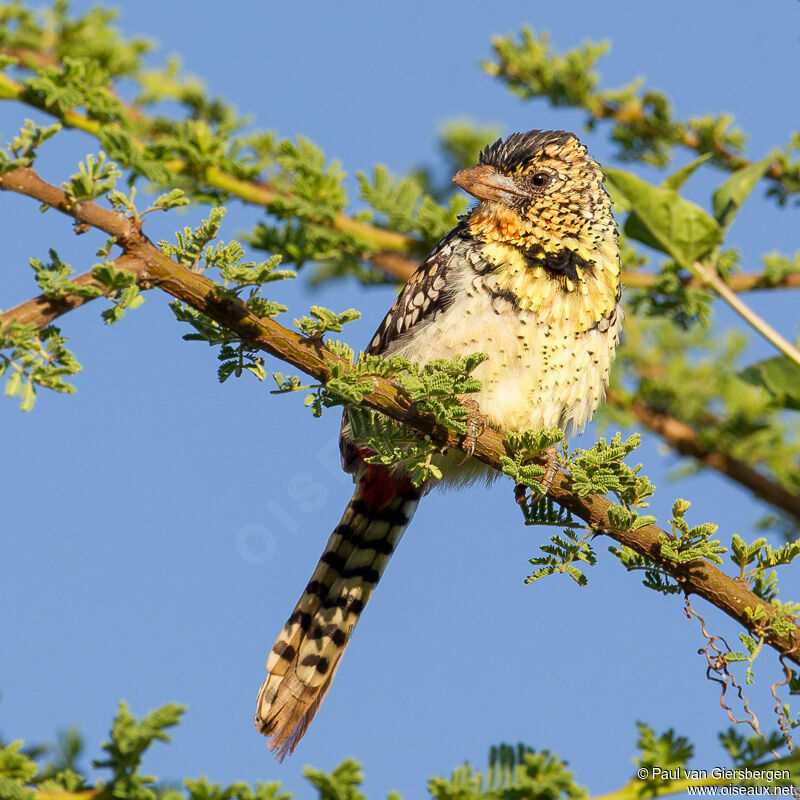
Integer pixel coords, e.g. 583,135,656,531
453,129,613,259
452,130,620,326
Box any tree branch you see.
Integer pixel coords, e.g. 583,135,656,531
1,71,797,292
1,164,798,669
608,389,800,522
3,154,797,524
31,790,102,800
623,270,800,293
5,249,795,527
0,254,143,327
592,98,789,184
364,249,800,291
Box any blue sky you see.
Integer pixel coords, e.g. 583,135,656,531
2,1,799,797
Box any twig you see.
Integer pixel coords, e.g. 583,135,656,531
692,261,800,367
1,254,144,327
592,99,789,185
623,270,800,293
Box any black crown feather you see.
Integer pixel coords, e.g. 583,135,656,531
479,130,574,172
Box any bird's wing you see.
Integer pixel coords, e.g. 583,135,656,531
365,227,475,356
338,227,477,475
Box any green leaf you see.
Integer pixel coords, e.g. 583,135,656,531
93,702,185,782
672,498,691,518
604,167,722,269
739,355,800,411
150,188,190,212
601,173,631,213
713,157,772,231
294,306,360,338
661,153,712,191
20,379,36,412
4,370,22,399
719,728,787,767
62,151,121,201
607,504,634,531
635,723,694,772
304,759,366,800
0,741,38,783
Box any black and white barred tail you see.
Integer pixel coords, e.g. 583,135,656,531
255,464,421,759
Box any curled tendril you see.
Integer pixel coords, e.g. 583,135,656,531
684,596,778,758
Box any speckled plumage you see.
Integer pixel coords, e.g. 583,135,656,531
256,130,622,757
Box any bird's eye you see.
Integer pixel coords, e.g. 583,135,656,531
531,172,551,188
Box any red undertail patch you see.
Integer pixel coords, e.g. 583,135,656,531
360,464,415,510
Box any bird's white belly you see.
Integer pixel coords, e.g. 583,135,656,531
392,293,619,437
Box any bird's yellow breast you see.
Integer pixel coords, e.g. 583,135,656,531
477,239,619,332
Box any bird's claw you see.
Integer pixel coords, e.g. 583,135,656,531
531,444,560,504
514,444,560,506
458,398,485,464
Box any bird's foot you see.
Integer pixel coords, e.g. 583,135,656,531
514,444,560,506
458,398,485,463
531,444,560,504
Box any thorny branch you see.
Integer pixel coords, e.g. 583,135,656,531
1,164,799,671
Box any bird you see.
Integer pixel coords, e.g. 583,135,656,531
255,129,622,758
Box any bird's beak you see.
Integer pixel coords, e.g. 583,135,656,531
452,165,526,204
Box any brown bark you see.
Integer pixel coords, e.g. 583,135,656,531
2,164,798,668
